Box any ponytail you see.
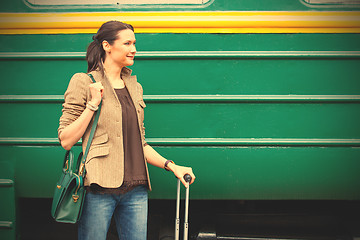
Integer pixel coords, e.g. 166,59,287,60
86,21,134,73
86,38,104,73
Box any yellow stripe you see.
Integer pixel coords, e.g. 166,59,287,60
0,11,360,34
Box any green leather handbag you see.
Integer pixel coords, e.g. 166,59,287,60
51,73,101,224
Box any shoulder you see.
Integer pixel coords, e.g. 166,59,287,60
136,81,143,90
67,72,92,90
70,72,92,84
135,81,144,94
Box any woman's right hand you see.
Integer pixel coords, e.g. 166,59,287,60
89,82,104,106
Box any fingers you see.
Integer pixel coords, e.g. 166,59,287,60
89,82,104,105
176,166,195,188
183,171,195,185
90,82,104,92
189,172,196,185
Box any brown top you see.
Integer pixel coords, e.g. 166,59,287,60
87,87,148,194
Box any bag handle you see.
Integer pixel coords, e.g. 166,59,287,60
78,73,102,177
74,152,83,173
63,150,74,174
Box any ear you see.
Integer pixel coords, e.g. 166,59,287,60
102,40,111,53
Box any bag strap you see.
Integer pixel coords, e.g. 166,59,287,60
78,73,102,177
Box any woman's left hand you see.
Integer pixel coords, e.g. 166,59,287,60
170,164,196,187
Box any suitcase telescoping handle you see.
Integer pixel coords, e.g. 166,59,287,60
175,174,192,240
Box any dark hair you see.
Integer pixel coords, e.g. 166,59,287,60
86,21,134,73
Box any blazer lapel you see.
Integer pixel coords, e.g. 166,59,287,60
90,68,137,105
90,70,122,106
123,75,138,103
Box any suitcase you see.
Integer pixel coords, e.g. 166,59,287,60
175,174,192,240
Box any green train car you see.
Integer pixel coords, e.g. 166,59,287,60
1,0,360,239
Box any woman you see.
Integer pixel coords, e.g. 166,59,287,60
58,21,195,240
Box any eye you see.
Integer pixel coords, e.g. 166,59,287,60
124,41,136,46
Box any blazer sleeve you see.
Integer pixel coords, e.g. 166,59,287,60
58,73,90,139
137,82,147,146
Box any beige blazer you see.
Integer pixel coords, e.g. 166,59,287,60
58,68,151,190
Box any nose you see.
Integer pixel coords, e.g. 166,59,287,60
131,44,136,53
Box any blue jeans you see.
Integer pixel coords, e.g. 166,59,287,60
78,185,148,240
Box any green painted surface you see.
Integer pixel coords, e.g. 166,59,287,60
1,145,359,200
148,146,360,200
1,56,360,95
0,102,360,139
0,4,360,200
1,34,360,52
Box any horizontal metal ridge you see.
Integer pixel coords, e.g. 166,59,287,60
0,95,63,102
0,179,14,187
1,137,359,147
0,138,61,145
0,52,84,59
144,95,360,102
0,221,13,229
1,95,360,103
138,51,360,58
0,51,360,59
146,138,360,146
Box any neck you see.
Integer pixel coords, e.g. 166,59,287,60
103,61,126,89
103,60,124,82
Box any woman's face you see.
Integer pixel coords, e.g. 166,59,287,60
104,29,136,68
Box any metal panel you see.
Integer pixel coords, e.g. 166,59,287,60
0,6,359,200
